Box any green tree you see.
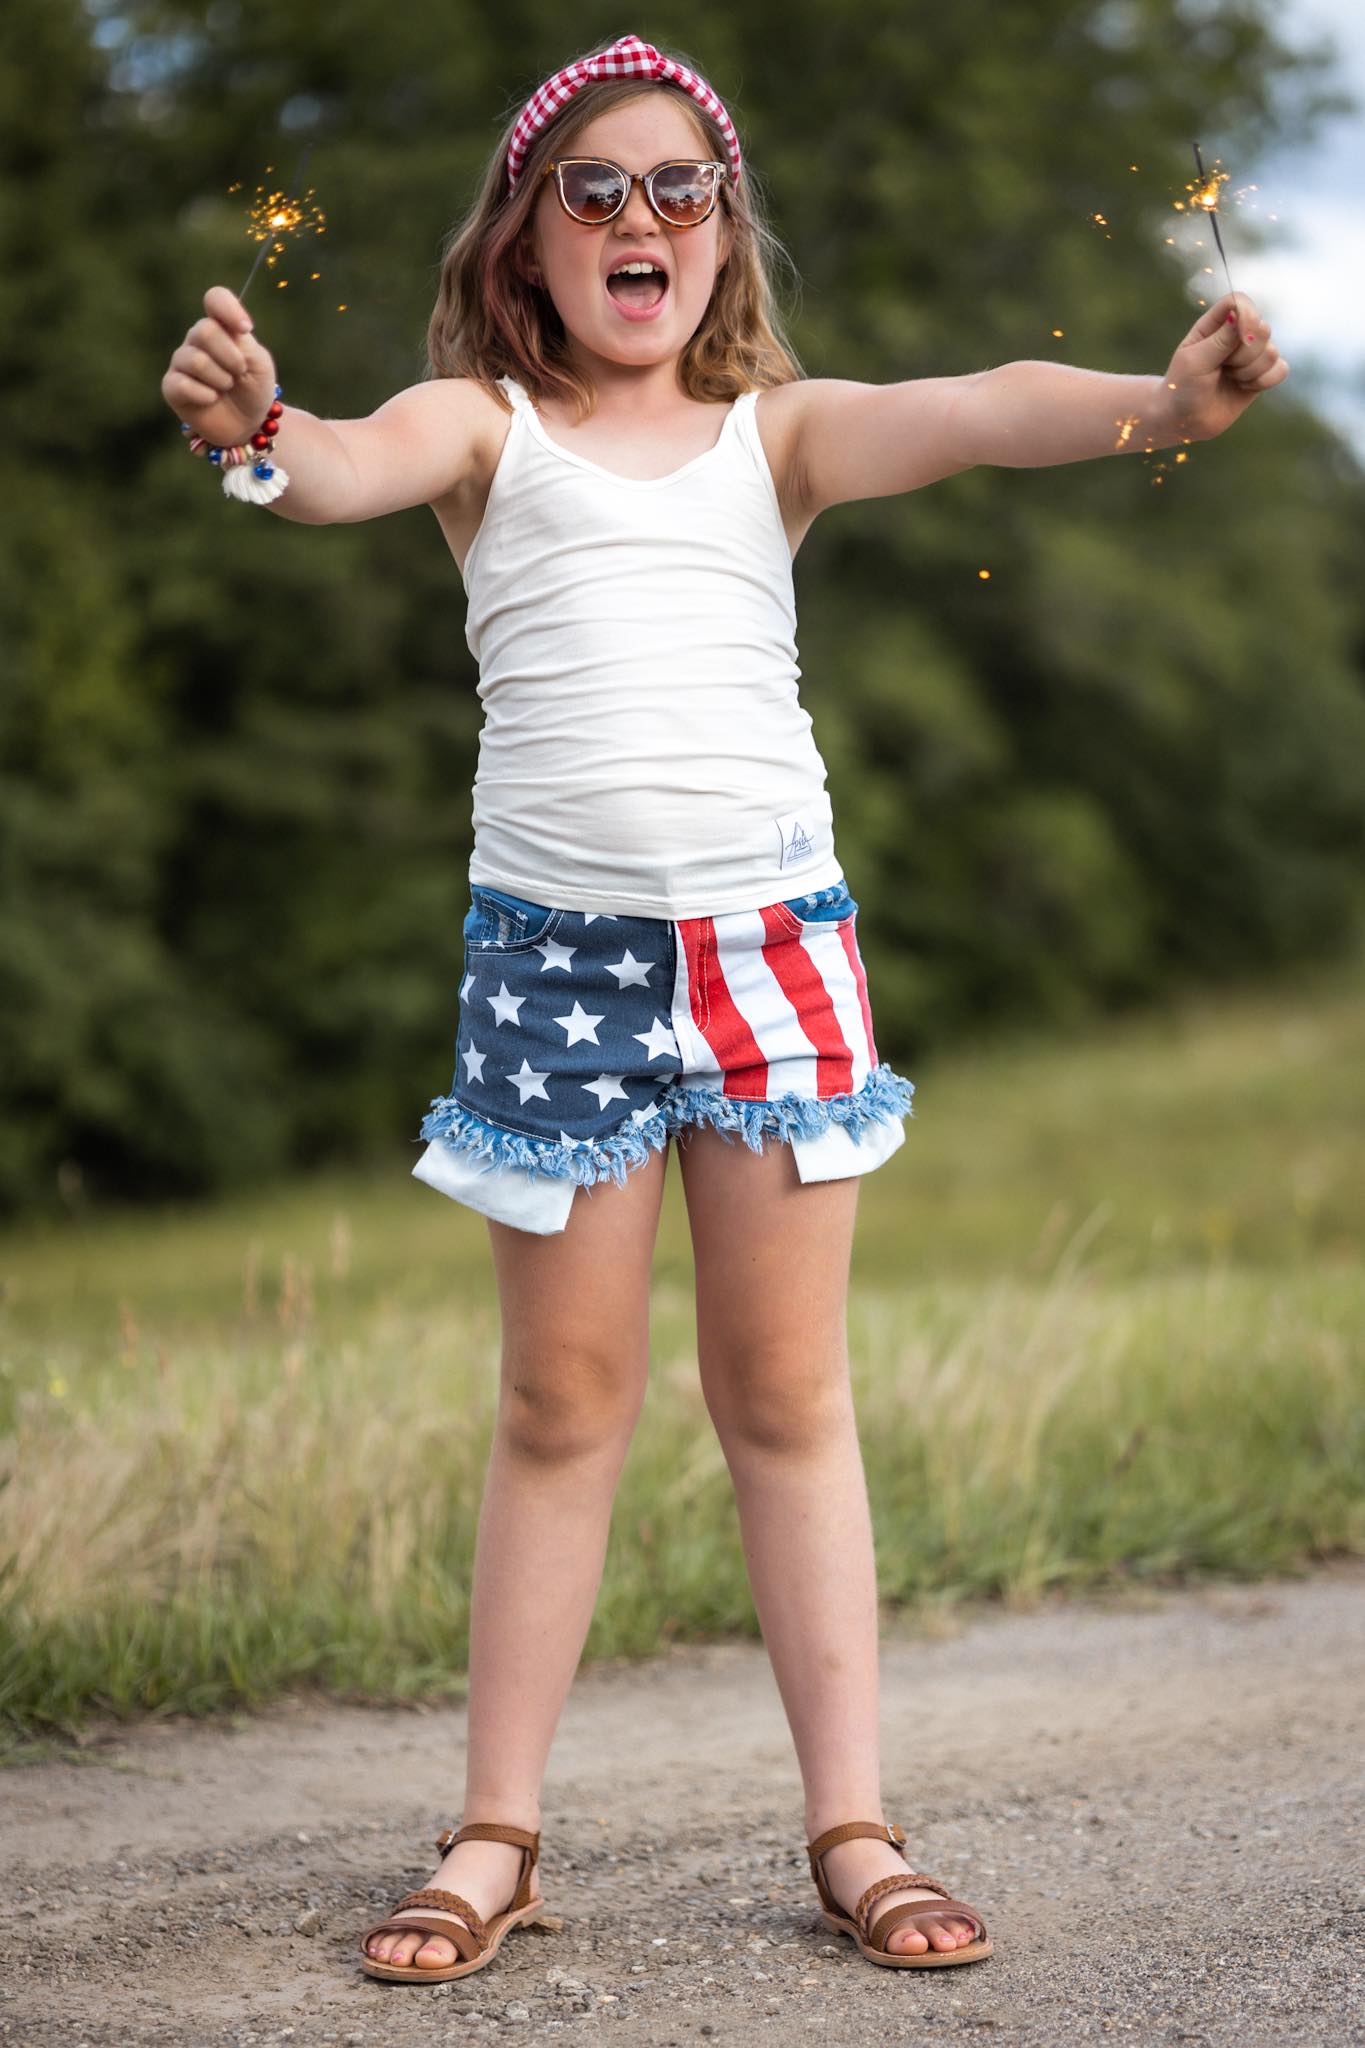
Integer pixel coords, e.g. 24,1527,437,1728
2,0,1362,1214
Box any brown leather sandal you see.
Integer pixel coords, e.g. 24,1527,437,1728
359,1820,546,1983
806,1820,993,1968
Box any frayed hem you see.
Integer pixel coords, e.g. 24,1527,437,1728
659,1063,915,1156
417,1096,672,1189
417,1065,913,1188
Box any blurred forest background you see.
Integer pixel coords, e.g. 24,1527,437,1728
3,0,1363,1219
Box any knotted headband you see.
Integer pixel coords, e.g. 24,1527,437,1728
506,33,743,195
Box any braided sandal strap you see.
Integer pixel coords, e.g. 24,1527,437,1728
854,1870,950,1942
867,1895,988,1952
395,1887,488,1947
362,1888,487,1961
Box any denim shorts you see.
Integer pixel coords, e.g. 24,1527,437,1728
412,874,915,1234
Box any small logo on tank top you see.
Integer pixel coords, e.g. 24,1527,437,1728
776,811,817,870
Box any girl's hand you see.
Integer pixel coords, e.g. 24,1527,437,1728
1162,292,1289,442
161,285,278,450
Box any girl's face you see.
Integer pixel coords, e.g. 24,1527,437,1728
523,95,734,384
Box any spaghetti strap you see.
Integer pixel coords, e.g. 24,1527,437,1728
498,374,532,411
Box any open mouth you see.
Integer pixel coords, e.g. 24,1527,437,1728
605,265,669,311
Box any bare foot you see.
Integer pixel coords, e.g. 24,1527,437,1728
817,1838,980,1957
364,1833,536,1970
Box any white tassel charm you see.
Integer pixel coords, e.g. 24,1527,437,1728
181,382,290,506
221,458,291,505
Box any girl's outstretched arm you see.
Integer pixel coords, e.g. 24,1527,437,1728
162,285,489,525
791,292,1287,516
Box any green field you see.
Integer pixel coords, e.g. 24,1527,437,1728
2,957,1362,1755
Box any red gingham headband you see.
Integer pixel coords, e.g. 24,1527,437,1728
506,33,742,195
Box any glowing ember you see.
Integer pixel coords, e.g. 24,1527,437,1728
246,182,325,259
234,144,327,306
1183,142,1238,312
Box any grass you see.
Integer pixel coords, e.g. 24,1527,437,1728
1,953,1362,1752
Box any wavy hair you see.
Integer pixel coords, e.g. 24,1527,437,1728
423,43,804,420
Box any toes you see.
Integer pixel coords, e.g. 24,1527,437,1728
367,1926,459,1968
887,1916,975,1953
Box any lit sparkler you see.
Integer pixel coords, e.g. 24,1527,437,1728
231,142,326,305
1186,141,1238,318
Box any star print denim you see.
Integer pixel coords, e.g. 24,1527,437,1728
413,878,915,1224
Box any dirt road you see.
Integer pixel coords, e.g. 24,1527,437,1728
4,1562,1362,2046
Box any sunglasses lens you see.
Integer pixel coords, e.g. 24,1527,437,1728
559,161,628,222
652,162,718,223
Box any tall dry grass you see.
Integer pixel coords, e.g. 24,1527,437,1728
2,956,1362,1746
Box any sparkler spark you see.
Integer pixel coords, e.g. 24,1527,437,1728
234,143,326,305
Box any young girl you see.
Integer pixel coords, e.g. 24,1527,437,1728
162,32,1286,1984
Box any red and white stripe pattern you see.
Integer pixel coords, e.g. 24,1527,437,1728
506,33,743,194
671,902,878,1103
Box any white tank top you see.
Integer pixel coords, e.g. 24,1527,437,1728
459,373,844,919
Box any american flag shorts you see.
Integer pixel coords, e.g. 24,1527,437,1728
412,876,915,1235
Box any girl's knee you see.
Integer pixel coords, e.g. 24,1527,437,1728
701,1346,853,1456
497,1347,647,1460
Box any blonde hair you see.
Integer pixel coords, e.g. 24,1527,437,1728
423,44,805,420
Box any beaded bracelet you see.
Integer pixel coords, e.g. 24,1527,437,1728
180,382,290,504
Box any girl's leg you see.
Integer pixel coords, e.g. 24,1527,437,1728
367,1145,670,1969
675,1127,975,1957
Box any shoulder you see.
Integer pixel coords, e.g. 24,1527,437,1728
375,373,507,427
394,375,517,510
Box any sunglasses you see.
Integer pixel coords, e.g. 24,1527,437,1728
539,157,728,229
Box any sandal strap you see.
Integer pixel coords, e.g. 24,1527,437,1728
866,1892,988,1952
855,1870,949,1933
435,1820,541,1912
804,1820,907,1917
855,1870,949,1940
397,1888,488,1944
360,1890,485,1962
435,1820,540,1861
806,1819,907,1861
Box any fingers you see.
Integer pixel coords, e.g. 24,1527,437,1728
1229,338,1287,389
1180,296,1266,378
162,365,217,410
1186,290,1253,346
203,283,254,336
164,285,259,413
176,286,254,386
1251,355,1290,391
188,314,251,384
1227,310,1269,361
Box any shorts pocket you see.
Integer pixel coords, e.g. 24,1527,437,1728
775,876,857,933
464,885,564,950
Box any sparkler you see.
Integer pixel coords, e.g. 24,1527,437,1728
1187,141,1238,319
232,142,326,305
